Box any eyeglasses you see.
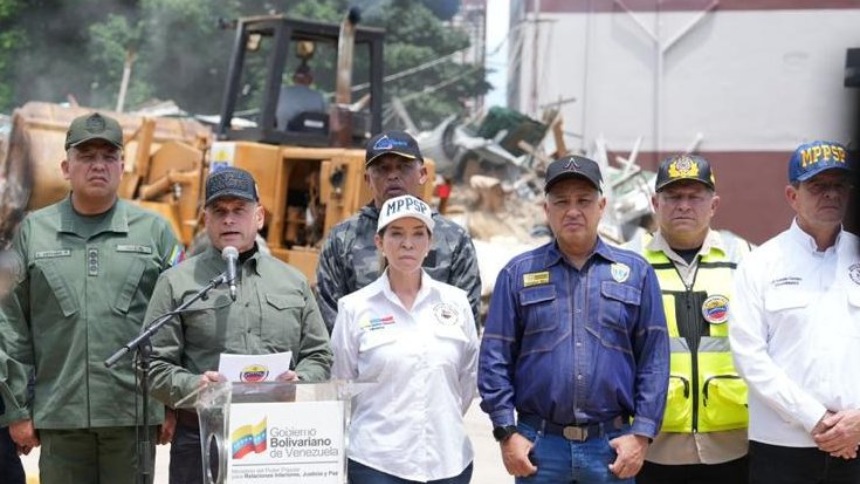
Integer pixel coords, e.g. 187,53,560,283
801,180,853,196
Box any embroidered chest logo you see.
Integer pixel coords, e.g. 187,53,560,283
360,315,396,331
849,263,860,285
433,302,460,326
701,294,729,324
610,263,630,283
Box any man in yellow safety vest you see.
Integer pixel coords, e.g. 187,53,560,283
629,154,752,484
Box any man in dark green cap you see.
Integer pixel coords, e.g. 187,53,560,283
0,112,185,483
146,166,332,484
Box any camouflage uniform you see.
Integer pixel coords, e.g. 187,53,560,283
316,203,481,332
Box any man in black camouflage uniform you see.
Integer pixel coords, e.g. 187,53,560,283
316,130,481,332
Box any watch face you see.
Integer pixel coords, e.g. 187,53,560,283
493,425,516,442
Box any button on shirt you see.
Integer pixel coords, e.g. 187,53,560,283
331,270,478,482
478,238,669,439
730,220,860,447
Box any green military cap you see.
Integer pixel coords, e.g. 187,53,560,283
64,112,124,151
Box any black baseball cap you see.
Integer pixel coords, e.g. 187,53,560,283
544,155,603,193
655,154,716,191
205,167,259,207
65,112,124,151
365,130,423,167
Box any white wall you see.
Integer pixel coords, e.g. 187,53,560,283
514,8,860,153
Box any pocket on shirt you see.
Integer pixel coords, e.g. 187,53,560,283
35,260,79,318
844,291,860,338
113,258,146,315
358,330,398,353
518,285,564,355
434,325,469,343
262,293,305,343
763,289,809,312
593,281,640,355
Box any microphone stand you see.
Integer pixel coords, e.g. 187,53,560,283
105,272,229,484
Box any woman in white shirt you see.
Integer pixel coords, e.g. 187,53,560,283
331,194,478,484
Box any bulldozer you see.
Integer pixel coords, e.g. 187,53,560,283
0,10,435,284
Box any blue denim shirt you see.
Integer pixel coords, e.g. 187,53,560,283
478,238,669,439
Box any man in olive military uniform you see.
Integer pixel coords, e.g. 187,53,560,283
146,167,332,484
0,112,184,483
316,130,482,332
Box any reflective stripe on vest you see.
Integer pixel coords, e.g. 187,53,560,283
642,232,750,433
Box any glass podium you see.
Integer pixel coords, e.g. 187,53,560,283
175,380,371,484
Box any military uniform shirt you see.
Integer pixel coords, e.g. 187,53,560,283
317,203,481,332
0,198,182,428
146,247,332,407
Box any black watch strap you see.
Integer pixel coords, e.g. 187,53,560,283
492,425,518,442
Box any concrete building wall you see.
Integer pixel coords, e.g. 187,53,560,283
509,3,860,242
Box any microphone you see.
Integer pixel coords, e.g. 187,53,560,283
221,246,239,301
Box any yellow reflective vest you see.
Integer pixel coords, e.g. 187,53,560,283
640,231,750,433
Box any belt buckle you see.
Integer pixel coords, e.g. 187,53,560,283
562,425,587,441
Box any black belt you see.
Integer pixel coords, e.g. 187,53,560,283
176,409,199,429
519,414,626,442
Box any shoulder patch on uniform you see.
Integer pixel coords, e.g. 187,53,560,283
433,302,461,326
167,245,185,267
702,294,729,324
116,244,153,254
34,249,71,259
610,263,630,283
523,271,550,287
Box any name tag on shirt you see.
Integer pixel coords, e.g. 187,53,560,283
116,245,153,254
523,271,550,287
34,250,71,259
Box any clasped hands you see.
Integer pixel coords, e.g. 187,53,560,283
812,409,860,460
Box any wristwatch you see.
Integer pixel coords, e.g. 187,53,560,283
492,425,519,442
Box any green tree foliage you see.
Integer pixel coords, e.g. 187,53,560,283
0,0,25,110
0,0,489,130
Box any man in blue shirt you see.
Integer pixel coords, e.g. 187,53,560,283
478,155,669,483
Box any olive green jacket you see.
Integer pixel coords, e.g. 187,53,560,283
0,198,182,428
146,247,332,407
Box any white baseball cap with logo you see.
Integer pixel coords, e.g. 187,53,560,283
377,195,435,234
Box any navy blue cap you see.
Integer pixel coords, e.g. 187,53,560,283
544,155,603,193
365,130,423,167
205,167,259,207
789,140,850,183
655,154,716,191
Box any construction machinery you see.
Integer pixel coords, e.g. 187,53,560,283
0,11,435,283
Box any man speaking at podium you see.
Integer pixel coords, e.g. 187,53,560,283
146,167,332,484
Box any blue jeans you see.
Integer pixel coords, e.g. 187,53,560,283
348,459,473,484
516,420,634,484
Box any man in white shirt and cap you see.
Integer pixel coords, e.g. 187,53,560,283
730,140,860,483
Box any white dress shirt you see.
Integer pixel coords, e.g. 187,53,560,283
729,220,860,447
331,269,478,481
